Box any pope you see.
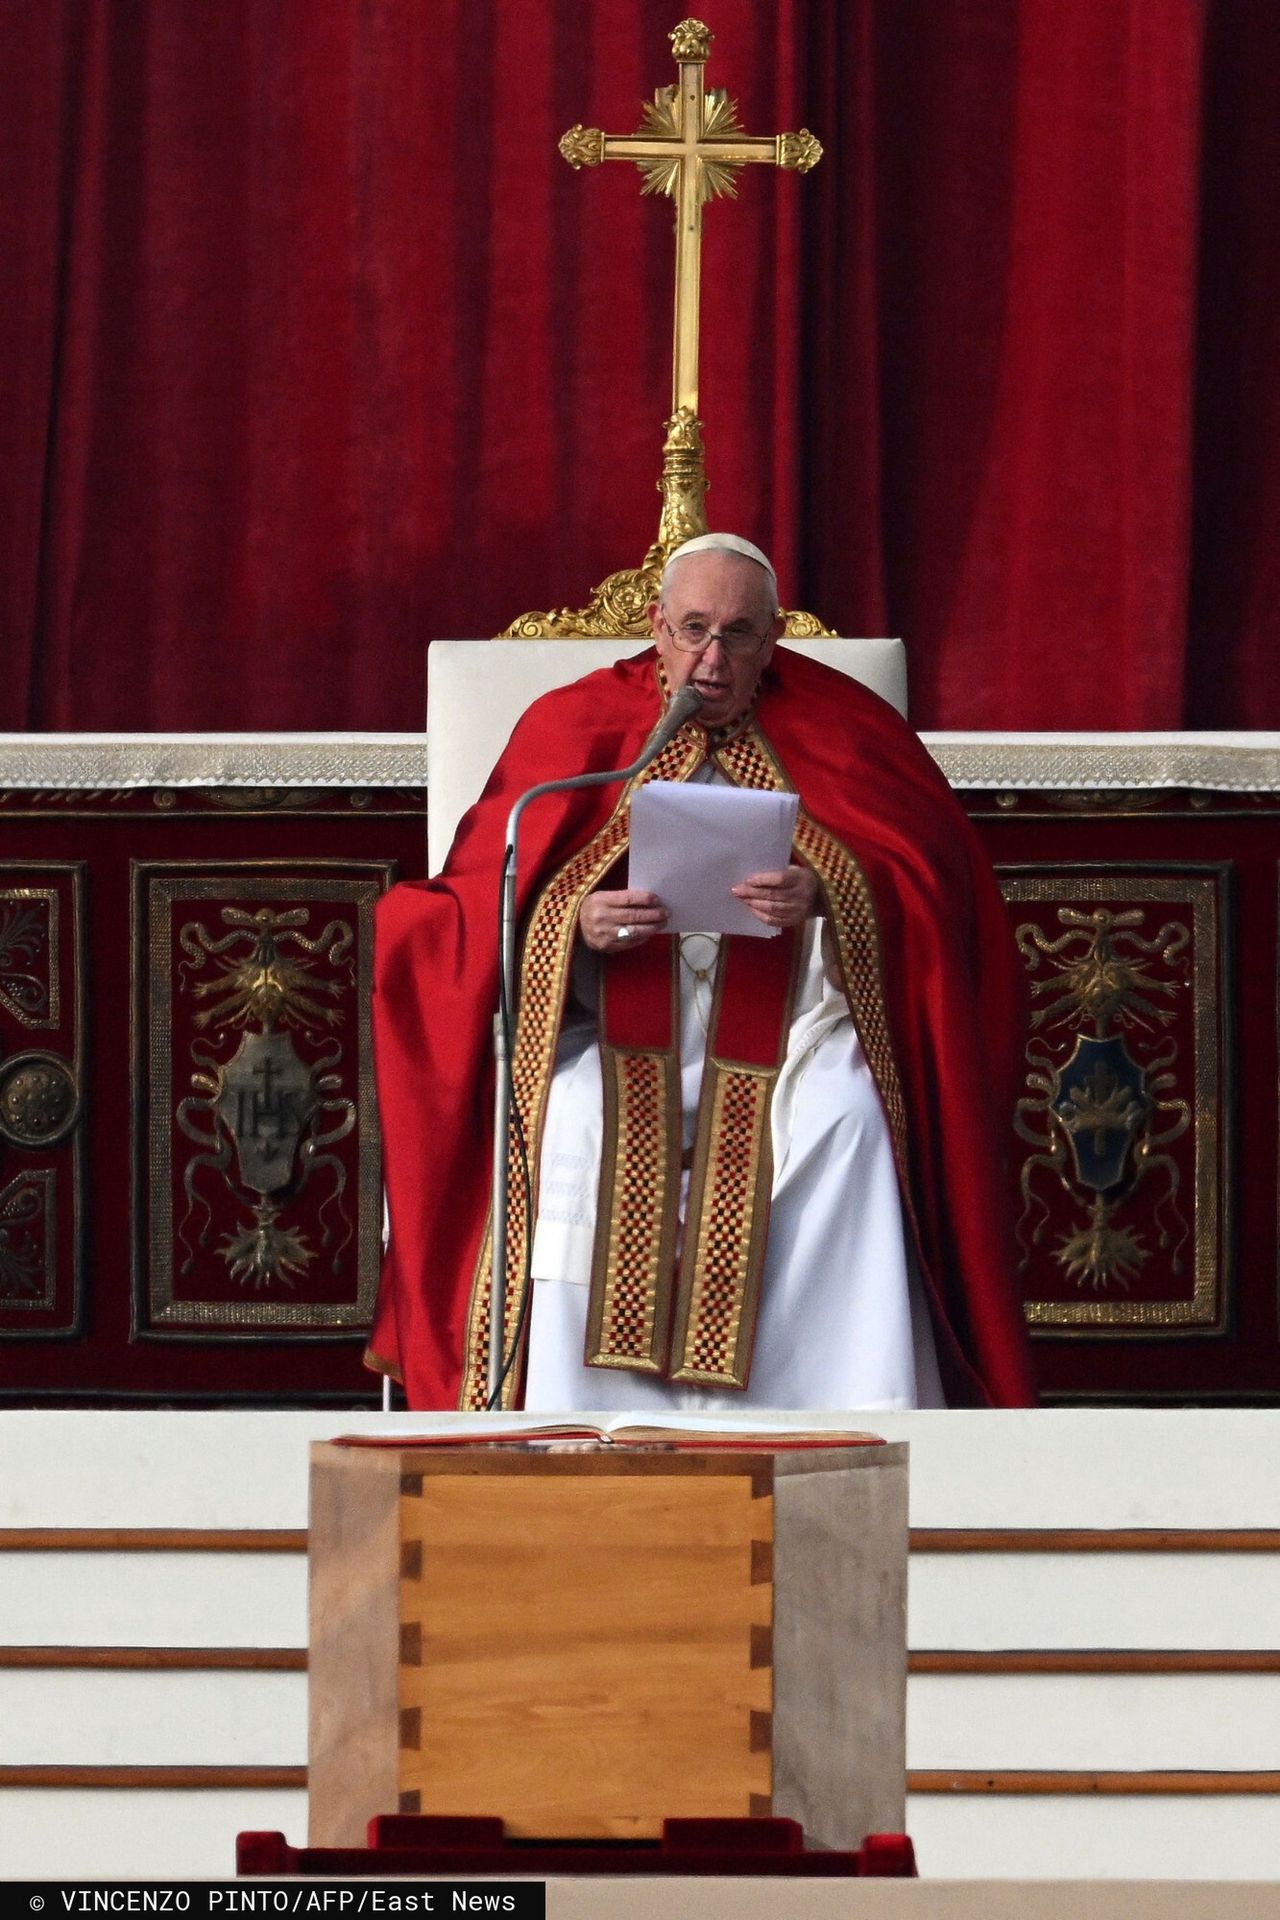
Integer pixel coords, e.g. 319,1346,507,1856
368,532,1035,1411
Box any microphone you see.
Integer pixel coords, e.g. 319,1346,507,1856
638,682,705,767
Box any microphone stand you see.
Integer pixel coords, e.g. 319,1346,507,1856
486,684,704,1407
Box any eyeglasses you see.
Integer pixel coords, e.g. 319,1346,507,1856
659,611,775,657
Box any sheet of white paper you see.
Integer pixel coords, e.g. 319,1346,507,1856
628,781,800,937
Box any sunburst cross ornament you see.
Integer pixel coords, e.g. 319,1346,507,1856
560,18,821,430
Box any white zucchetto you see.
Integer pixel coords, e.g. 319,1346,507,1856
661,532,779,609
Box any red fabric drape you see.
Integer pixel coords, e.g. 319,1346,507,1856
1,0,1276,731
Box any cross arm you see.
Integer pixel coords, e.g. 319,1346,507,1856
560,125,823,174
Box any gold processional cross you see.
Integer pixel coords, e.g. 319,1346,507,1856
504,17,830,638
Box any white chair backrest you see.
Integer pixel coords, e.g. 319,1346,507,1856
426,636,906,874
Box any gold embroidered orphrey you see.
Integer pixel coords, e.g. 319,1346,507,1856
460,716,911,1409
503,18,831,642
586,904,800,1391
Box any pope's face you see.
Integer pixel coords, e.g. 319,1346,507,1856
648,552,784,728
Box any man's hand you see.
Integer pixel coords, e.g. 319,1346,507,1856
731,865,818,930
579,888,669,952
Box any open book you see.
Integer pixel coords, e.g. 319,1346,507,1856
333,1413,883,1451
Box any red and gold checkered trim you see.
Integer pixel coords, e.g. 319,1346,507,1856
716,720,914,1254
670,1063,777,1388
790,811,909,1176
589,723,802,1389
585,1033,683,1372
587,721,802,1382
659,735,800,1390
459,723,706,1409
710,725,792,794
715,722,909,1178
591,927,797,1388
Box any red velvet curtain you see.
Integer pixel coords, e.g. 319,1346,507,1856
2,0,1276,731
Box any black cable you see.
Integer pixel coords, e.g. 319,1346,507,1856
487,1098,535,1409
485,858,536,1410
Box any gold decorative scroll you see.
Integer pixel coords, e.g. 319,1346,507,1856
505,19,831,641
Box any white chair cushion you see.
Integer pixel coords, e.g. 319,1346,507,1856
426,636,906,874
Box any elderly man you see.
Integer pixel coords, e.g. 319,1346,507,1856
370,533,1034,1410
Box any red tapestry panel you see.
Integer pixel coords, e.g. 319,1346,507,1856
1000,868,1228,1340
0,863,84,1339
133,864,391,1340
